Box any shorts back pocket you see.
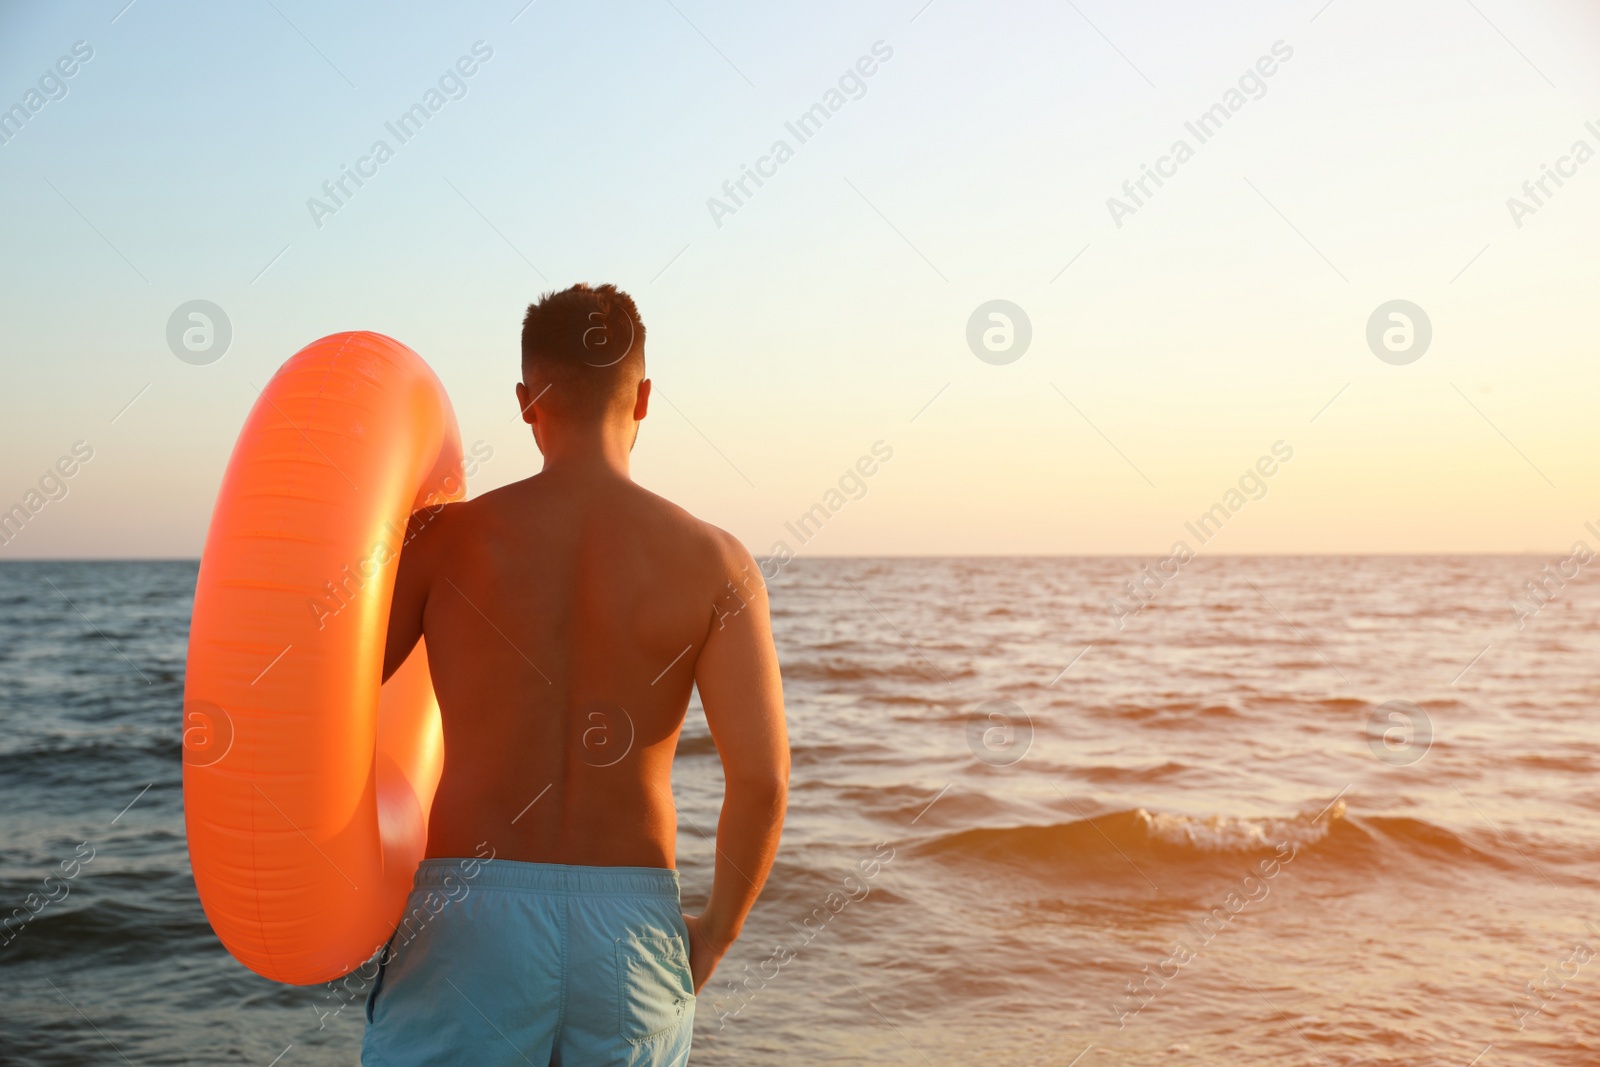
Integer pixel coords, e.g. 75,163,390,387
615,936,694,1043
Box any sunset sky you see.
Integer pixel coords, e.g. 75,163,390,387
3,0,1599,558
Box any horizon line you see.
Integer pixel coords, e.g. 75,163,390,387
0,550,1581,563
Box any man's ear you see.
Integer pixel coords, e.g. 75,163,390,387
524,377,550,422
633,378,651,422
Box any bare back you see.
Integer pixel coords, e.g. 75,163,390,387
383,467,776,868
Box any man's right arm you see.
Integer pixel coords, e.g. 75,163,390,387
381,507,443,684
685,538,789,993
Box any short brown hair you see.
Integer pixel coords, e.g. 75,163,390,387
520,283,646,415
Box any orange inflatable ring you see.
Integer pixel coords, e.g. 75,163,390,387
182,332,465,984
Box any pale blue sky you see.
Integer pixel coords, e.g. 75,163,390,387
3,0,1599,557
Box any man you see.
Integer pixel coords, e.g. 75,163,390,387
364,283,789,1066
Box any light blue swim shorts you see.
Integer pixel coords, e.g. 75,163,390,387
362,859,695,1067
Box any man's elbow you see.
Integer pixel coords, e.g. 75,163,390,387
726,768,788,810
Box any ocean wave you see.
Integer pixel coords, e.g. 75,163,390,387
1096,699,1249,726
2,733,178,771
1077,761,1194,785
781,659,971,684
913,801,1506,879
674,732,719,758
0,896,216,966
1513,753,1598,774
1357,814,1511,866
1,740,179,801
920,804,1338,864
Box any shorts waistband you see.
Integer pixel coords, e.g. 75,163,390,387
413,857,682,898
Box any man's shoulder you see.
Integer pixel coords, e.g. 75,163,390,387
401,481,514,556
636,485,751,558
608,483,756,587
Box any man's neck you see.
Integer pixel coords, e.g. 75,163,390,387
536,441,632,481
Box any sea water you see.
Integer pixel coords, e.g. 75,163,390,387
2,557,1598,1065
